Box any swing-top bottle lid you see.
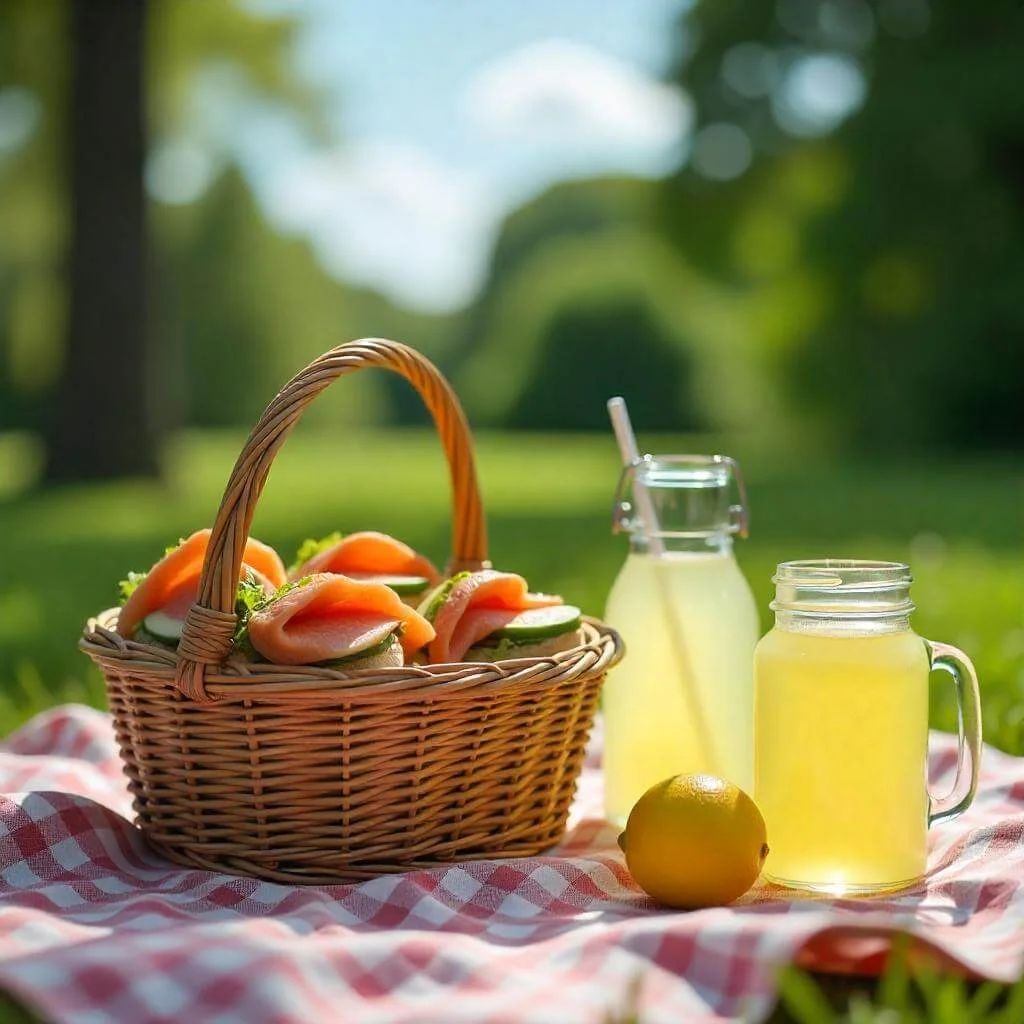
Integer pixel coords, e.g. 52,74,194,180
612,454,750,540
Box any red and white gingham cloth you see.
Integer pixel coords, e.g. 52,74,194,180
1,704,1023,1023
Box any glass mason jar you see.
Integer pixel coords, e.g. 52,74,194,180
603,455,760,825
754,560,982,895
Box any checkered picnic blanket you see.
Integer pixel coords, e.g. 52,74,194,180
1,705,1022,1024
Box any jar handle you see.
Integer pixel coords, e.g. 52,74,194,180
927,640,983,827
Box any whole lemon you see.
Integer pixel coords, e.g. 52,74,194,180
618,774,769,909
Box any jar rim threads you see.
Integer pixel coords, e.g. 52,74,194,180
770,559,915,622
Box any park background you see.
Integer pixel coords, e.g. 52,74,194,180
0,1,1022,1016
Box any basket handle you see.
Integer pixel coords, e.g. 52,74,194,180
175,339,488,702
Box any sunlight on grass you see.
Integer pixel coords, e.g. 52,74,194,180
0,433,42,499
1,429,1021,746
776,941,1024,1023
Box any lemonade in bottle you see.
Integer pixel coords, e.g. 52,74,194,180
755,560,982,894
602,454,760,825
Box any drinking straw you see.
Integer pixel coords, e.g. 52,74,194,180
605,396,719,777
606,397,665,557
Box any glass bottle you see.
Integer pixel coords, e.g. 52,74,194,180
603,454,760,825
754,559,982,894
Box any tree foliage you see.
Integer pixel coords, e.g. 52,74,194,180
506,297,704,432
456,179,702,430
662,0,1024,451
457,175,798,443
0,0,68,433
155,165,458,432
2,0,1022,465
0,0,340,468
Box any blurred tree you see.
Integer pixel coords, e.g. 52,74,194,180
45,0,153,481
507,297,703,432
456,177,775,439
140,0,457,437
155,165,453,433
455,177,656,368
662,0,1024,452
0,0,67,435
0,0,338,480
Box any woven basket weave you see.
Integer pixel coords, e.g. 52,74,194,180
81,339,623,884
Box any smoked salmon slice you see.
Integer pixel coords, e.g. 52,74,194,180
117,529,287,638
238,536,289,591
290,531,439,583
426,570,562,664
247,573,435,665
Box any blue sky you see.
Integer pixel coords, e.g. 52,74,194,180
290,0,688,171
152,0,694,312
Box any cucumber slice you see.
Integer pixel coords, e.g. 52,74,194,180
132,625,178,650
317,630,400,667
348,573,432,596
493,605,582,640
418,571,472,621
329,619,401,656
141,610,186,643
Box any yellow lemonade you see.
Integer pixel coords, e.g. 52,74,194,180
603,550,760,824
754,626,931,892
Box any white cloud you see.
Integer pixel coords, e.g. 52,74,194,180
263,141,499,312
463,38,692,161
222,36,696,314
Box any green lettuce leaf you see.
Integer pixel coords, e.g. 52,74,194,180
117,571,147,605
417,571,472,623
118,536,189,605
288,532,343,575
232,575,309,659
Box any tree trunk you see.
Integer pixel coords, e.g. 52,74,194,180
44,0,158,482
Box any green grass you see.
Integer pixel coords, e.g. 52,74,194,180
1,429,1021,742
1,428,1022,1022
773,948,1024,1024
605,944,1024,1023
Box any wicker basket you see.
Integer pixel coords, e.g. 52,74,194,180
81,339,623,884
